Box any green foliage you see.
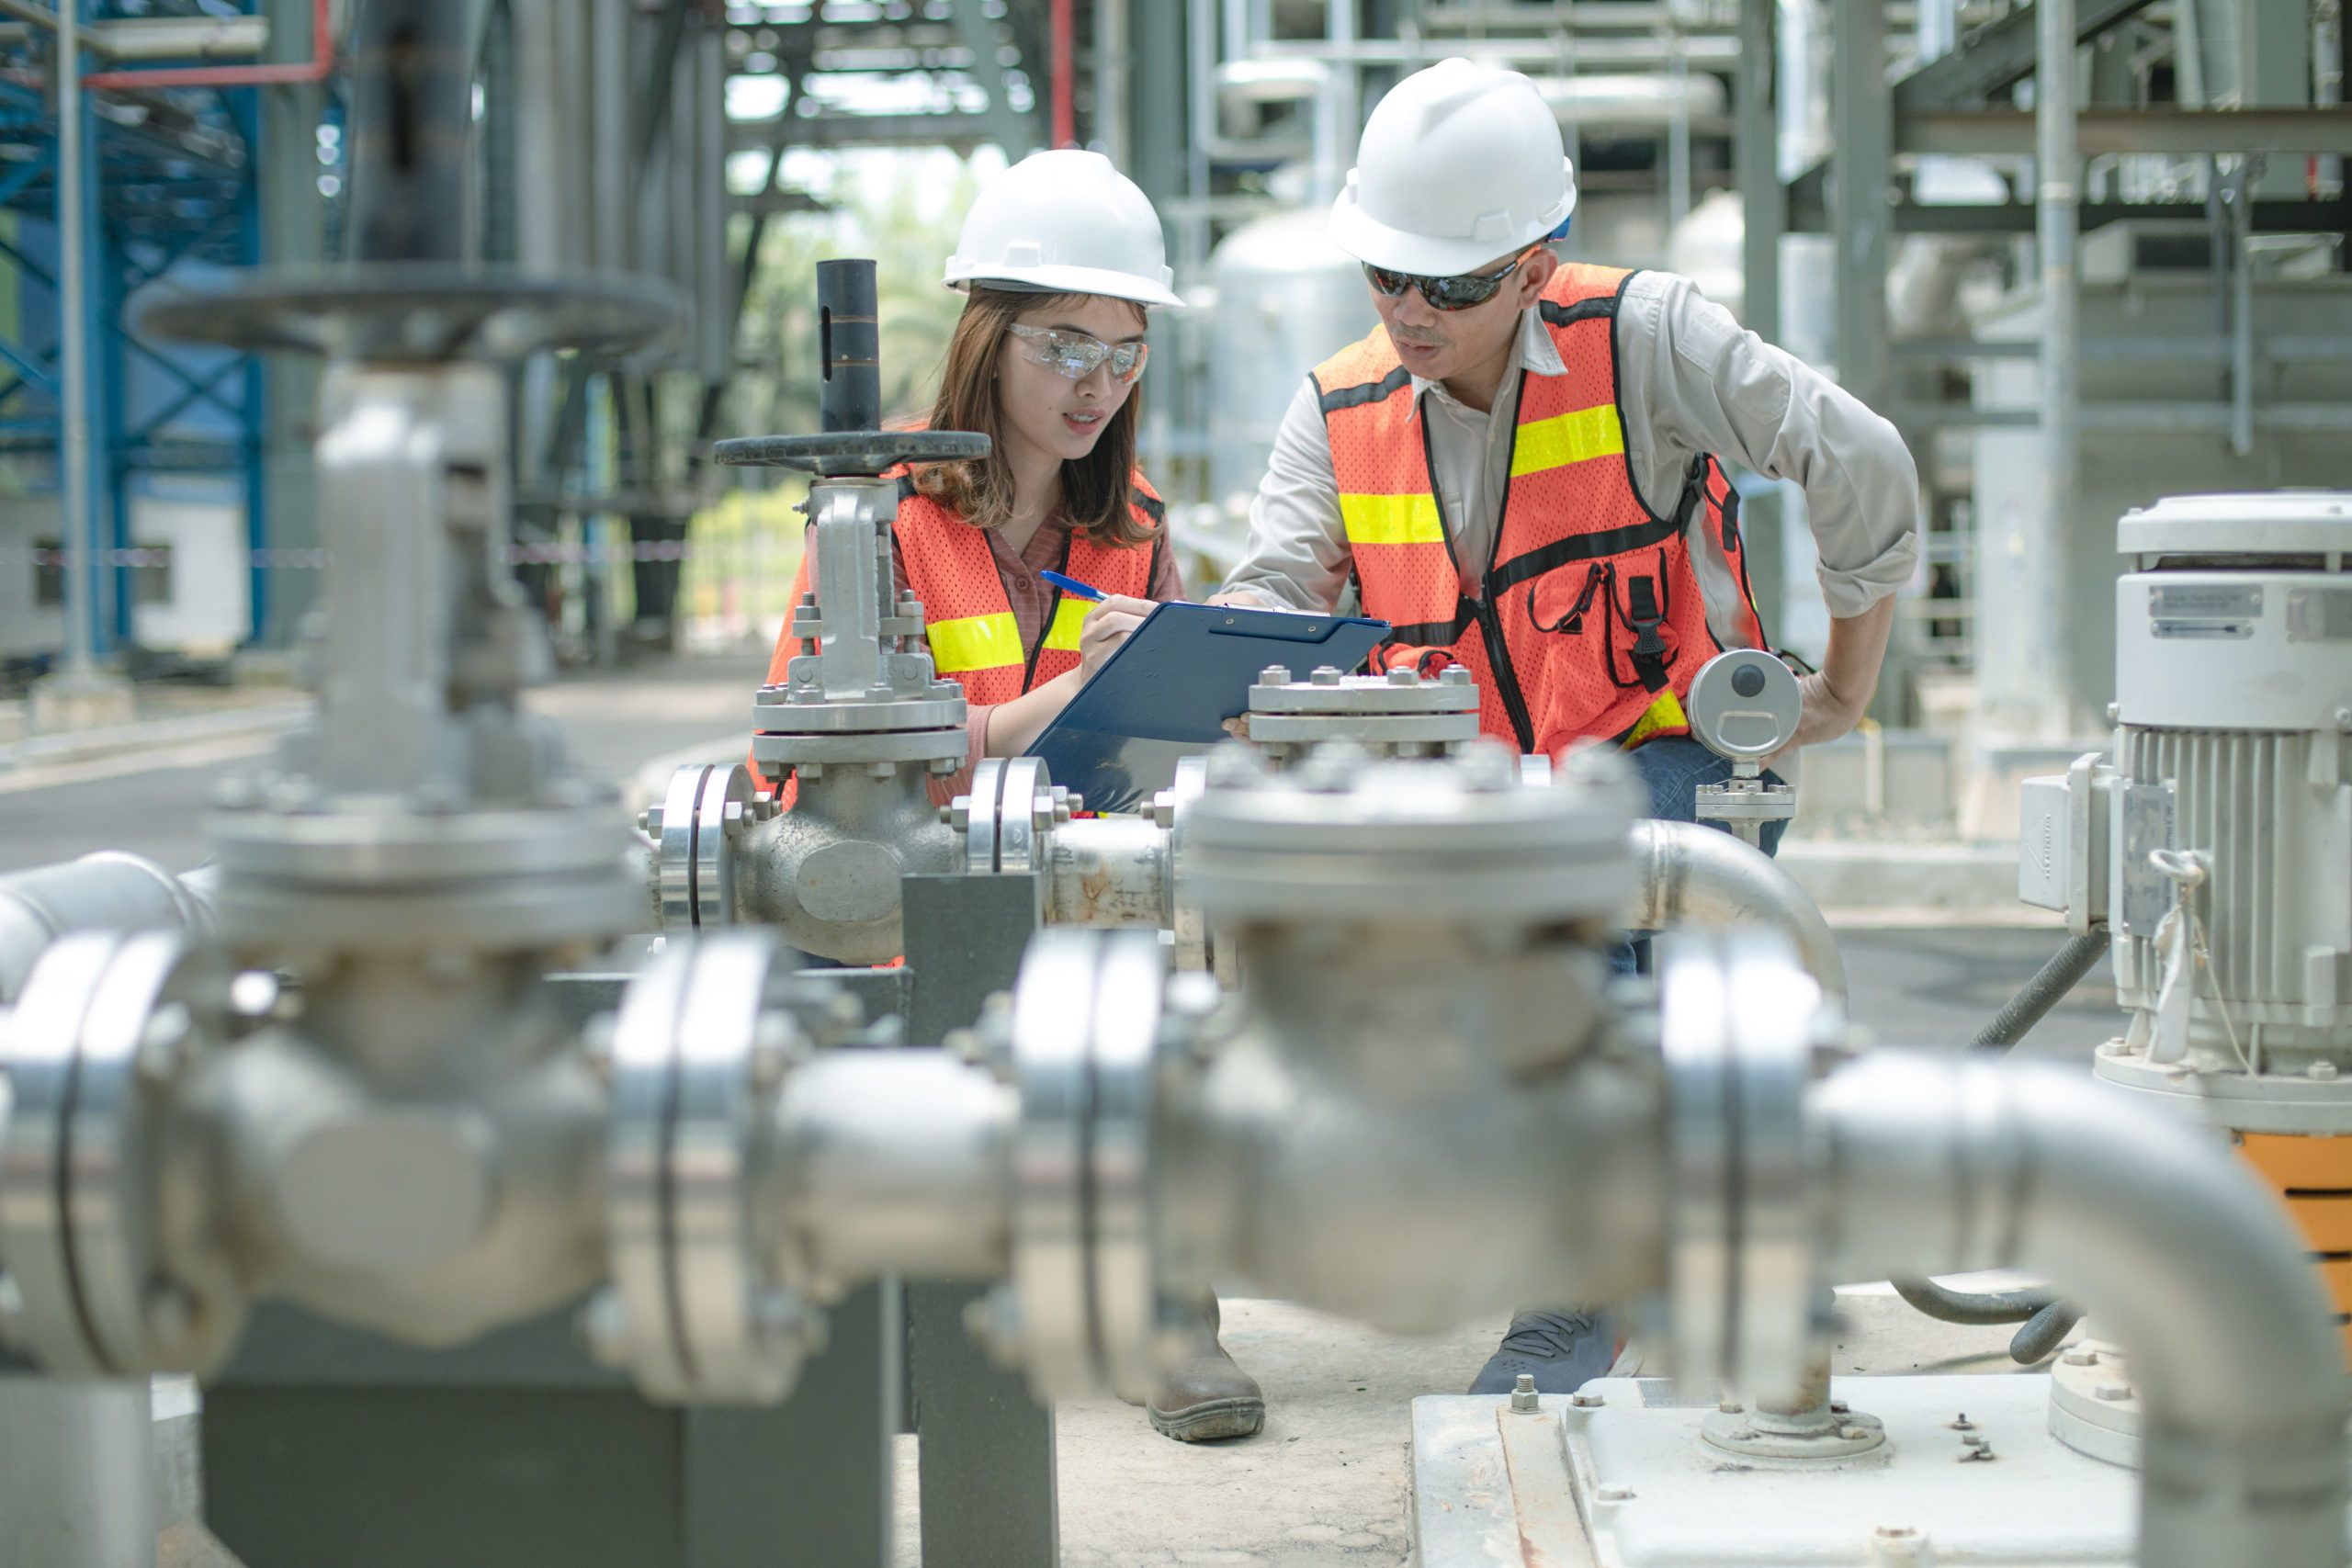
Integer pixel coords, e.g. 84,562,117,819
729,159,981,437
684,156,981,642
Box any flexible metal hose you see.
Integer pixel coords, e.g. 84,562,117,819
1883,928,2114,1355
1889,1273,2057,1325
1968,927,2109,1052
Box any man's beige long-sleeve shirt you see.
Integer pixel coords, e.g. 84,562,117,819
1219,270,1921,643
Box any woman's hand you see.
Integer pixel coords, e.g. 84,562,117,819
1079,594,1155,678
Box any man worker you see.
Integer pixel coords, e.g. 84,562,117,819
1212,57,1920,1398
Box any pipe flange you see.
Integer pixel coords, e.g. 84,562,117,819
1245,666,1481,762
1157,755,1215,975
205,800,644,950
1006,929,1171,1404
657,762,752,931
2048,1335,2141,1467
1656,930,1823,1407
603,933,817,1404
1182,741,1635,924
751,728,971,770
1700,1399,1887,1461
957,756,1057,877
752,690,971,736
0,931,242,1376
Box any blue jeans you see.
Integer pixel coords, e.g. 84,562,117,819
1617,737,1788,974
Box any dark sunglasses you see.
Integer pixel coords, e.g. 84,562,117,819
1362,249,1534,312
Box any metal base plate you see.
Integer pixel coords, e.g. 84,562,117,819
1413,1375,2140,1567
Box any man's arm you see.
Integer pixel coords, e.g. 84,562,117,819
1209,378,1354,612
1622,273,1921,748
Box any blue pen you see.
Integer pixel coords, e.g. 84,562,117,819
1038,569,1105,602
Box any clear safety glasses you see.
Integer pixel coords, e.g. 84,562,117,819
1362,249,1533,312
1007,323,1150,383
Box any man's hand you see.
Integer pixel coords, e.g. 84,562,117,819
1766,596,1896,771
1205,589,1272,609
1220,714,1254,742
1079,594,1155,678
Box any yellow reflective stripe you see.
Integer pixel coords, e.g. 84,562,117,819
1338,492,1446,546
1043,594,1093,653
1510,403,1625,479
926,612,1023,673
1621,689,1690,749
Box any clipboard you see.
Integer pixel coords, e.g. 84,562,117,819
1023,602,1389,814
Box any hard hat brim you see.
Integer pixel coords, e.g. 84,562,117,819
1327,168,1576,277
943,260,1183,310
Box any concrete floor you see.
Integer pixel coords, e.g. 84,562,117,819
4,653,2117,1568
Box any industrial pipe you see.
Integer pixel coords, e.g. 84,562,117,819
774,1051,1016,1290
1630,819,1846,1005
344,0,471,264
81,0,330,91
1815,1053,2348,1568
1049,0,1075,147
0,852,215,1000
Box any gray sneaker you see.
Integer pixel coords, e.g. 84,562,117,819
1468,1309,1619,1395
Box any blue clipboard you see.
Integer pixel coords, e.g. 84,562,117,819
1023,602,1389,814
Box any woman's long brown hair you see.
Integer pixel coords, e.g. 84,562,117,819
908,286,1153,548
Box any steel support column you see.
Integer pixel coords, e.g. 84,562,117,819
1829,0,1889,413
256,0,324,645
902,872,1057,1568
54,0,99,672
1734,0,1785,638
2035,0,2080,737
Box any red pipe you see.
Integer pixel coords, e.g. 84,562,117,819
1050,0,1074,148
82,0,333,91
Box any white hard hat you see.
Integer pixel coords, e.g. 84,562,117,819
1329,58,1577,277
944,149,1183,309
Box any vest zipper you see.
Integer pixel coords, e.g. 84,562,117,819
1458,372,1538,753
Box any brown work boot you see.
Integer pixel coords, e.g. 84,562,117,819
1146,1294,1265,1442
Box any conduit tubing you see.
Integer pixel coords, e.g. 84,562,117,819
1969,926,2109,1051
1815,1053,2348,1568
1631,819,1846,1005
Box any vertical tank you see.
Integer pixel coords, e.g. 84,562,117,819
1204,209,1374,526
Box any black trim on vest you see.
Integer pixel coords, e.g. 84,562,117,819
1021,530,1079,694
1538,295,1618,329
1466,369,1539,753
1130,485,1166,525
1487,513,1684,599
896,474,919,504
1317,363,1413,414
1603,269,1672,525
1148,528,1166,598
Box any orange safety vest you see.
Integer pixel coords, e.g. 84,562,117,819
1315,263,1766,758
754,470,1167,792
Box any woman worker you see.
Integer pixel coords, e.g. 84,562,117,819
757,150,1265,1444
763,149,1181,800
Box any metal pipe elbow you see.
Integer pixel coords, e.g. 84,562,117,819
1630,819,1845,1006
1814,1053,2347,1567
0,852,218,1002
